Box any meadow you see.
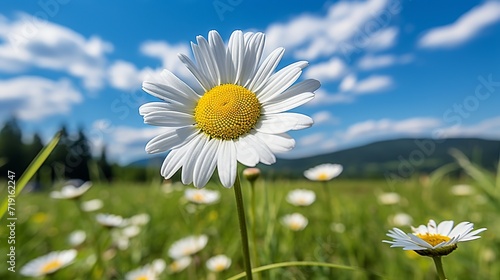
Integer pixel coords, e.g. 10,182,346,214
1,162,498,279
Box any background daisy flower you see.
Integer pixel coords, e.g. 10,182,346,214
50,181,92,199
20,249,77,277
383,219,487,257
168,235,208,259
96,213,125,228
286,189,316,206
206,254,232,272
140,30,319,188
184,188,220,204
304,163,343,181
281,213,309,231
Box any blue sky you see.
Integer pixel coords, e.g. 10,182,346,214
1,0,499,164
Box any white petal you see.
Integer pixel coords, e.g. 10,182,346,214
437,220,454,236
261,92,314,114
193,36,220,87
146,126,197,153
448,221,472,238
228,30,244,85
193,139,219,188
217,140,237,188
244,133,276,165
235,138,260,167
266,79,320,102
208,30,228,84
181,134,207,185
161,147,187,179
178,53,212,91
254,132,295,153
159,69,200,101
256,113,313,134
257,61,308,102
247,47,285,92
143,111,194,127
241,33,265,87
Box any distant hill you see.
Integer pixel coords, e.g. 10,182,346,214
129,138,500,179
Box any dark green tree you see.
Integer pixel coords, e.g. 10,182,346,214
0,117,26,175
97,145,113,182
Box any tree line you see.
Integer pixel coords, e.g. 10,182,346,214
0,117,114,189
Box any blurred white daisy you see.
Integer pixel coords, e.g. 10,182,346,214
125,259,166,280
383,219,487,256
184,188,220,204
206,254,232,272
450,184,475,196
304,164,343,181
168,235,208,259
281,213,308,231
389,213,413,227
168,257,192,273
50,181,92,199
81,198,103,212
20,249,77,277
67,230,86,247
127,213,151,226
96,213,124,228
139,30,319,188
286,189,316,206
122,225,141,238
377,192,401,205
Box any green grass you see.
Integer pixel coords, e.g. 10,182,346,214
1,175,498,279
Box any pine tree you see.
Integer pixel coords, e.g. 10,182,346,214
0,117,25,175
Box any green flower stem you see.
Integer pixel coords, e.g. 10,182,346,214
432,256,448,280
227,261,360,280
248,180,261,280
233,174,253,280
322,181,335,221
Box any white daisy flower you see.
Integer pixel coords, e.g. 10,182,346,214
50,181,92,199
389,212,413,227
81,198,103,212
281,213,308,231
168,257,192,273
20,249,77,277
377,192,401,205
184,188,220,204
127,213,151,226
383,219,487,257
125,259,165,280
286,189,316,206
96,213,125,228
450,184,475,196
206,254,232,272
304,164,343,181
139,30,319,188
67,230,86,247
168,235,208,259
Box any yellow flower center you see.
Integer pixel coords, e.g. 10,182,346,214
192,192,205,203
214,262,226,272
134,276,149,280
317,173,329,181
416,233,451,247
41,260,62,274
194,84,261,140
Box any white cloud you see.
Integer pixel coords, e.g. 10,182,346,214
140,40,191,78
298,133,325,147
0,13,113,90
339,74,357,91
351,75,393,94
306,89,354,106
304,57,347,82
439,116,500,139
265,0,400,60
312,111,340,125
343,118,441,140
419,1,500,49
357,54,413,70
0,76,82,120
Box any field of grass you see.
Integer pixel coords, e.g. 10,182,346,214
1,168,498,279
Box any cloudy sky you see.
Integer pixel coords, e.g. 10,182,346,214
1,0,499,164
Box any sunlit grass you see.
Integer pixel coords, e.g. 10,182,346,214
1,175,497,279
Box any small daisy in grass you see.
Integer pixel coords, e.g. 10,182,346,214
50,181,92,199
127,213,151,226
125,259,166,280
206,254,232,272
139,30,318,188
20,249,77,277
384,219,487,280
81,198,103,212
67,230,86,247
304,163,343,181
168,235,208,259
286,189,316,206
281,213,308,231
450,184,475,196
377,192,401,205
168,257,192,274
96,213,125,228
184,188,220,204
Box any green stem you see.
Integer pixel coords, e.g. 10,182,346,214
233,174,253,280
322,181,334,219
249,181,261,280
227,261,362,280
432,256,447,280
